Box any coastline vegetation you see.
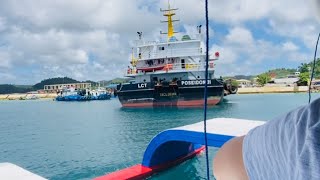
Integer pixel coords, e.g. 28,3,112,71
0,58,319,94
0,77,131,94
256,73,272,86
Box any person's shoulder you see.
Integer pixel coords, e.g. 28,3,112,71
309,97,320,109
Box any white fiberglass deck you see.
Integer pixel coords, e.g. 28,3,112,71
0,163,46,180
172,118,265,137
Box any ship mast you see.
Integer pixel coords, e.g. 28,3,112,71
160,0,179,40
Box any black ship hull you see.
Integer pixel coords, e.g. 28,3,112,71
116,79,225,107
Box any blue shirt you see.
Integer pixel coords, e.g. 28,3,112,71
243,98,320,179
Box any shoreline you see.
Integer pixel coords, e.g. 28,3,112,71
237,86,309,94
0,93,57,101
0,86,313,101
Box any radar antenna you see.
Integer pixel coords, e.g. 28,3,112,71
160,0,179,40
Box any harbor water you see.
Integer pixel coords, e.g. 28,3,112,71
0,93,319,180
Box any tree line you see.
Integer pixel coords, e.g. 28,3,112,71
256,58,320,86
0,77,131,94
0,77,81,94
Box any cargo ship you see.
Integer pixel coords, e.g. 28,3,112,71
116,3,236,107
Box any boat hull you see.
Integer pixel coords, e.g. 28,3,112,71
117,79,224,107
56,94,111,101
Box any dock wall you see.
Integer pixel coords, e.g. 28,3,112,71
238,86,308,94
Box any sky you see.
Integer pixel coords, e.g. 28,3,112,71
0,0,320,84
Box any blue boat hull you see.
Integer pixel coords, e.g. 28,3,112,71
55,94,111,101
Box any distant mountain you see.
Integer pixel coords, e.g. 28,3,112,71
0,84,33,94
98,78,132,85
83,80,99,87
1,77,131,94
224,68,298,81
267,68,297,78
223,75,255,80
33,77,79,90
233,75,255,80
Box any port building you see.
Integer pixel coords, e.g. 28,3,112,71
44,83,91,93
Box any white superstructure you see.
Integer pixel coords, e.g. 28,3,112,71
125,2,219,83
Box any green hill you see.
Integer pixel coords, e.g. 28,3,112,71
99,78,132,85
0,84,33,94
267,68,297,78
33,77,79,90
83,80,99,87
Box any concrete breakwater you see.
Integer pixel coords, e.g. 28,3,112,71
0,93,57,100
238,86,309,94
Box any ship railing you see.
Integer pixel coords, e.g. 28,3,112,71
124,62,215,76
134,40,157,46
139,47,203,60
171,62,214,71
125,68,138,76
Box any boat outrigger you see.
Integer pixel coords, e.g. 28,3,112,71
116,2,236,107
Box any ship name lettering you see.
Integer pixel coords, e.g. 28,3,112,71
138,83,147,88
160,93,177,97
181,80,212,86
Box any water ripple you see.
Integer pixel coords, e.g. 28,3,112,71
0,94,319,179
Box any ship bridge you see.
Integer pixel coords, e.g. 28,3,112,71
126,0,220,79
135,39,204,61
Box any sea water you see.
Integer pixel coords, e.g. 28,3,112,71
0,93,319,180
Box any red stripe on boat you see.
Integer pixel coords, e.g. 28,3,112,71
94,165,152,180
177,98,220,106
121,98,222,107
122,102,154,107
137,65,165,72
94,146,205,180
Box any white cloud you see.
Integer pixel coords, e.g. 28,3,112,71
0,0,163,83
168,0,319,48
0,72,15,83
210,45,237,65
225,27,254,46
0,17,6,32
0,50,11,68
211,27,306,76
310,0,320,22
274,21,318,48
0,0,160,33
0,0,319,84
282,41,299,51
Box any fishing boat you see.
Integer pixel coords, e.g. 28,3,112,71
55,87,111,101
91,87,112,100
116,2,237,108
